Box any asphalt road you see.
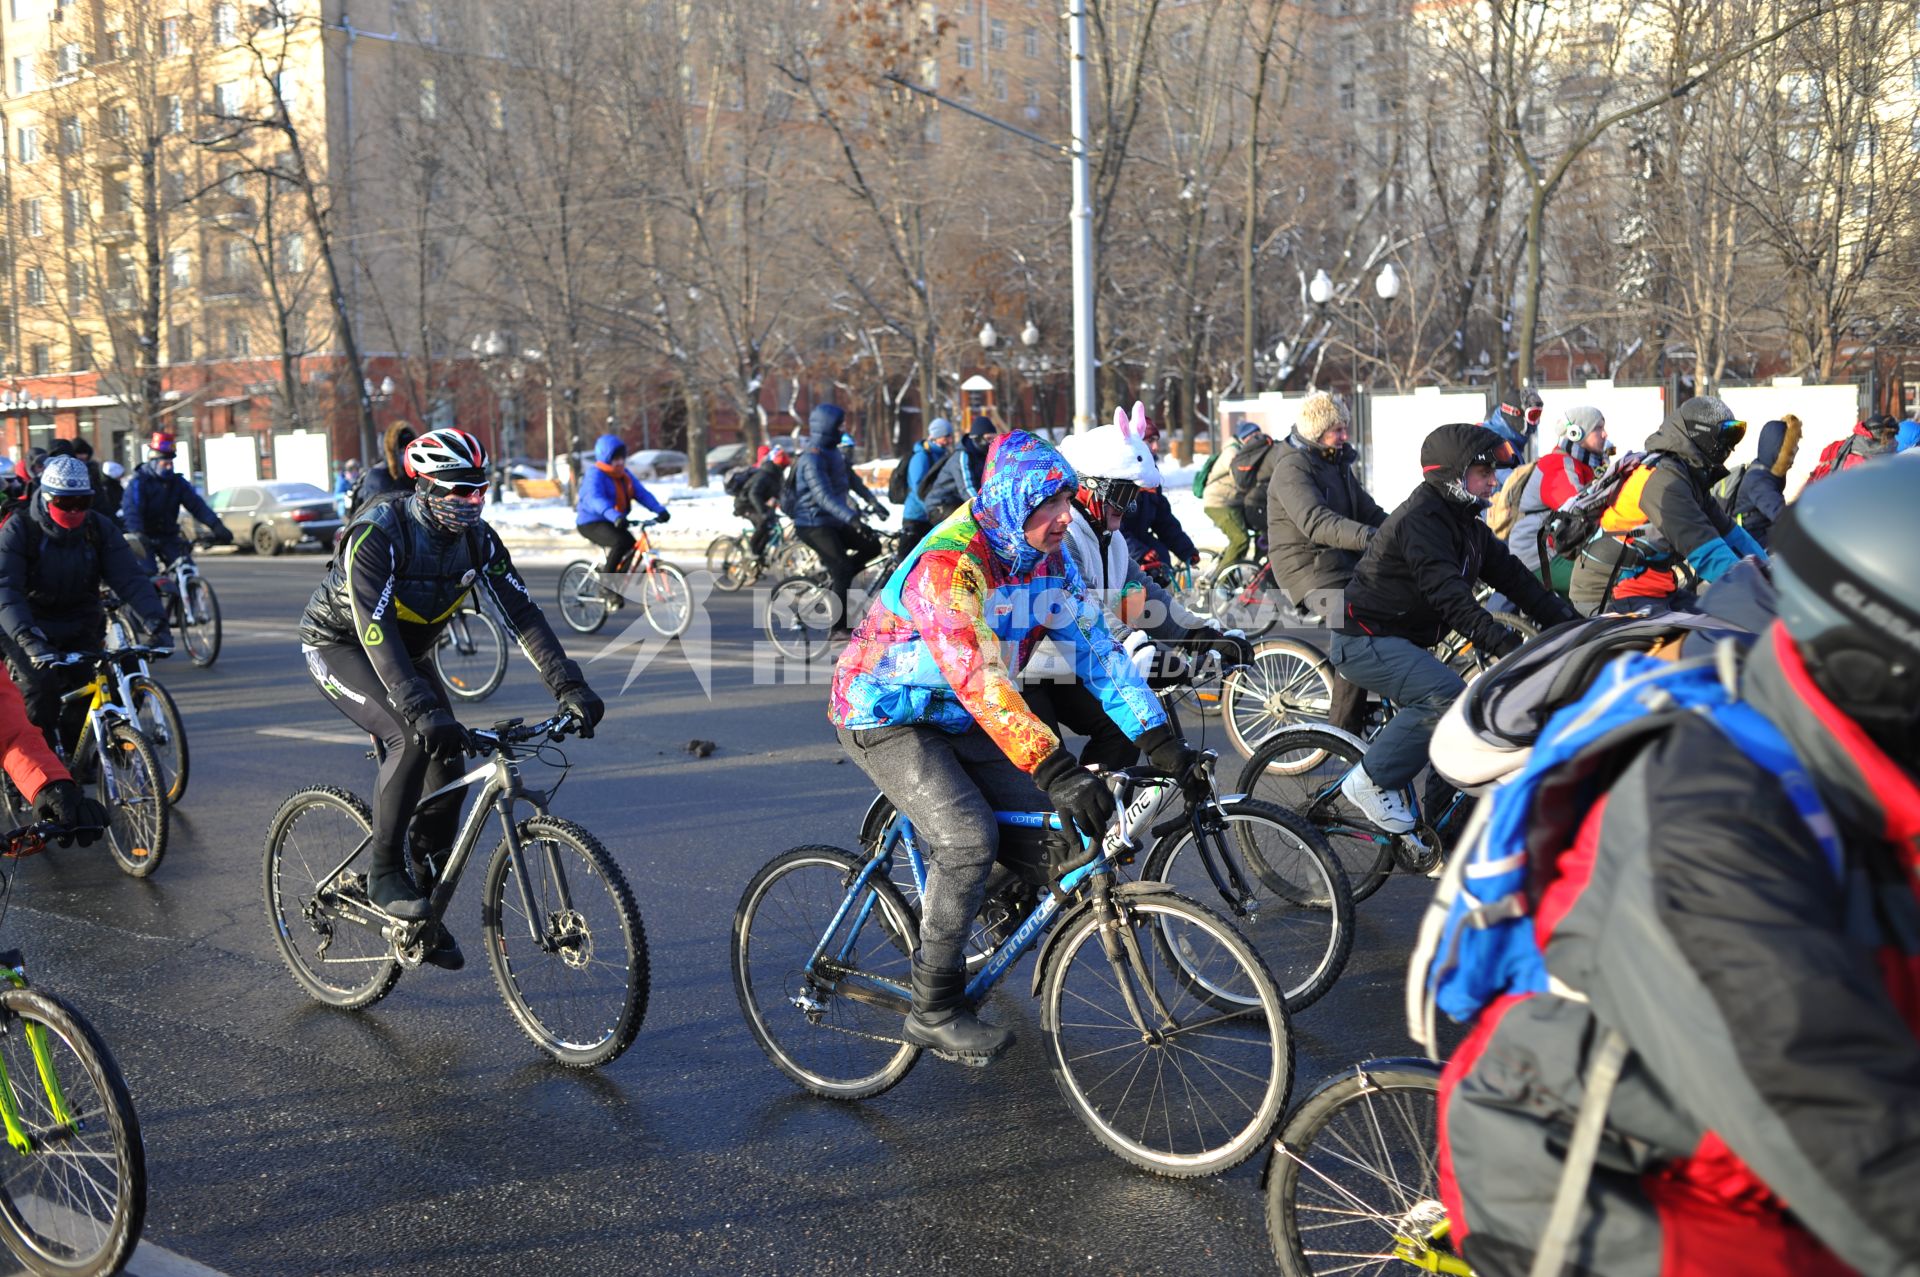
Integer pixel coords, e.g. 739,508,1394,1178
2,546,1437,1276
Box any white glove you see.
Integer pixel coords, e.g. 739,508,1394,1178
1122,629,1159,680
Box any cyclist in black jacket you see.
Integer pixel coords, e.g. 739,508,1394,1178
742,443,790,561
299,428,605,965
1331,424,1577,831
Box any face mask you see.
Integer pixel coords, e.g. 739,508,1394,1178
152,459,173,475
45,496,89,529
421,489,485,534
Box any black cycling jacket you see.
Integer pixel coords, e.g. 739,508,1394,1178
299,496,581,720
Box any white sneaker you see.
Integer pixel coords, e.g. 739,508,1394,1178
1340,765,1417,833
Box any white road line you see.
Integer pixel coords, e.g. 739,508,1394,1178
255,727,368,745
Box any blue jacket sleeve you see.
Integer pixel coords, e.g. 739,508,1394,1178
1743,474,1786,525
575,469,616,525
801,455,861,525
632,481,666,517
176,476,219,528
1725,524,1767,563
1684,536,1747,583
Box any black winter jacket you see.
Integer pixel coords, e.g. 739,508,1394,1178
743,460,784,516
300,496,581,721
1230,433,1279,532
0,502,167,649
791,437,866,529
1264,431,1386,601
921,435,990,522
1344,482,1575,651
1119,489,1199,567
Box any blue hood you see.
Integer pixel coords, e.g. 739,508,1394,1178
971,431,1077,575
592,434,626,464
1754,419,1788,469
1899,419,1920,452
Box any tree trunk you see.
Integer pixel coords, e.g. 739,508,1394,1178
683,378,709,489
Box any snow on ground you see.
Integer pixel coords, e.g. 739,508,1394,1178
488,461,1227,556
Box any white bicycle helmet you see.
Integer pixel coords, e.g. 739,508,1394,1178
402,427,488,485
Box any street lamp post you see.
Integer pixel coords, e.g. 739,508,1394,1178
1372,264,1401,388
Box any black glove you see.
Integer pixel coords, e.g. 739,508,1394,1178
1485,626,1525,659
1137,724,1202,786
1033,748,1116,842
213,526,235,545
33,779,107,847
19,628,55,665
410,708,466,762
556,683,605,738
1196,626,1255,669
650,508,670,526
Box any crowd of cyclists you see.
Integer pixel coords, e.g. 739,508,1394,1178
0,380,1913,1274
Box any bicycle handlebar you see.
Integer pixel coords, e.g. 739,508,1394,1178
464,711,581,752
3,820,105,858
32,646,171,668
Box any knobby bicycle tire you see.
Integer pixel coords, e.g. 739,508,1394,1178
97,724,167,878
1237,726,1397,904
262,786,402,1009
480,816,648,1068
181,577,221,668
733,845,922,1100
1264,1059,1450,1277
127,675,189,804
432,607,508,702
1040,885,1293,1177
0,987,146,1277
1140,799,1354,1013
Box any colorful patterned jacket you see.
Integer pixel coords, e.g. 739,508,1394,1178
828,431,1165,772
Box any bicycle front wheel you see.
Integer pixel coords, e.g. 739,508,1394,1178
262,787,401,1009
771,540,821,579
180,577,220,667
432,607,508,702
705,535,740,580
126,675,189,804
1265,1059,1451,1277
638,561,693,638
1222,639,1335,761
733,846,921,1100
555,561,608,634
0,988,145,1277
710,537,752,592
1141,800,1353,1013
481,817,649,1068
1041,886,1293,1176
1238,727,1396,904
1206,561,1277,638
764,577,834,661
96,724,167,878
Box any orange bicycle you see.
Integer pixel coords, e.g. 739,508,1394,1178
556,517,691,637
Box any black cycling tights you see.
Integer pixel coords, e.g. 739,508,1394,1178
578,520,635,574
303,644,465,878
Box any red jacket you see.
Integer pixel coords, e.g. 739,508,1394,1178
0,664,64,804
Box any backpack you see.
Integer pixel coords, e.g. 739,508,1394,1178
1408,650,1841,1053
1709,461,1750,520
1807,434,1856,485
1538,450,1646,561
1486,459,1539,540
886,445,919,505
916,447,957,502
1190,451,1219,499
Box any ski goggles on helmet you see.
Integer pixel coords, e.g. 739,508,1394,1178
1081,476,1141,515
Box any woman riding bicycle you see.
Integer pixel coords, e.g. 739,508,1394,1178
575,434,668,587
830,429,1201,1066
299,428,605,968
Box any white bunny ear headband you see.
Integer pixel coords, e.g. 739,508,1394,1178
1112,407,1128,433
1129,401,1149,439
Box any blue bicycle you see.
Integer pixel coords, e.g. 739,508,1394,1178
732,765,1296,1177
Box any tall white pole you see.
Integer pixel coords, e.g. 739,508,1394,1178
1067,2,1096,433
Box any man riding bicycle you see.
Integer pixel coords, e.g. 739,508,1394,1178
792,405,884,638
575,433,668,589
830,430,1201,1066
1333,424,1578,832
739,442,790,563
0,457,172,752
299,428,605,968
1440,457,1920,1277
120,431,234,573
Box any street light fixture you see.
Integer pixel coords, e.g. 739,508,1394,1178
1020,320,1040,348
1308,269,1334,306
1374,263,1402,301
978,321,999,351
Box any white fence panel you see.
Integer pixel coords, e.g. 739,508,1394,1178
1718,378,1860,497
202,435,259,494
1364,386,1490,507
1538,381,1666,450
271,429,331,489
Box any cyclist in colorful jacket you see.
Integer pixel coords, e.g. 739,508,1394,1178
830,430,1198,1066
299,429,605,968
575,433,668,577
1440,456,1920,1277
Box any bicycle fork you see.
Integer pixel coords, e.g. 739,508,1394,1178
0,964,76,1154
1088,880,1179,1042
496,796,576,953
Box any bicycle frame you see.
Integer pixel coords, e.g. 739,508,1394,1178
57,670,138,805
0,957,75,1156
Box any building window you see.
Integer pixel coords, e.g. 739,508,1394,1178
57,115,83,155
108,104,131,136
418,77,437,120
103,178,130,215
29,345,49,376
990,68,1007,101
273,71,296,112
956,36,973,69
1024,80,1040,115
225,319,249,357
1172,27,1192,57
1338,81,1355,110
15,127,36,164
71,333,92,370
163,95,184,134
68,263,88,305
169,249,191,289
104,30,128,60
24,268,47,303
212,3,237,44
169,323,191,363
212,81,241,118
223,238,248,278
219,160,244,196
11,57,29,93
55,43,84,76
1341,177,1357,210
21,199,44,237
285,311,306,351
282,232,305,274
989,19,1006,51
163,169,187,207
160,17,182,56
1024,25,1039,58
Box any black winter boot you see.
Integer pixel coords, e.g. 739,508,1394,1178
366,843,431,921
904,955,1012,1067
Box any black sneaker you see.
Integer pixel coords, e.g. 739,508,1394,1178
421,922,465,971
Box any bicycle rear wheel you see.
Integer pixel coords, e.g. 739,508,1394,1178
96,724,167,878
1265,1059,1453,1277
733,846,921,1100
0,987,145,1277
180,577,220,667
764,577,834,661
770,540,821,579
126,675,188,804
556,561,608,634
1222,639,1334,760
1207,561,1277,638
638,561,693,638
263,786,401,1008
1237,727,1395,904
1041,885,1292,1176
1140,800,1353,1012
706,535,741,580
711,537,753,592
432,606,508,702
481,817,649,1068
